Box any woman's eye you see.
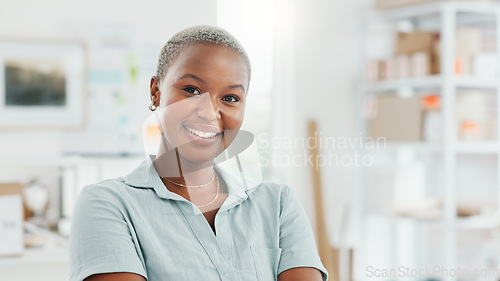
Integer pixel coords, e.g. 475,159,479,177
222,95,239,103
183,86,201,95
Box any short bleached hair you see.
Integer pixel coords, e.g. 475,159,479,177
155,25,251,85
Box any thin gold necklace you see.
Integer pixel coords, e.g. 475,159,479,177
160,172,216,188
196,174,220,208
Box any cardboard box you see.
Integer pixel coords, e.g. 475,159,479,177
0,183,24,257
376,0,489,10
369,95,423,141
397,31,435,55
433,38,441,74
396,31,440,75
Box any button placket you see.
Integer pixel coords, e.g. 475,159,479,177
176,201,239,279
214,210,233,261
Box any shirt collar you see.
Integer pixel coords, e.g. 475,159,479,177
124,155,261,212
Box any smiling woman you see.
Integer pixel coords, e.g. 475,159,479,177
69,25,327,281
152,43,247,166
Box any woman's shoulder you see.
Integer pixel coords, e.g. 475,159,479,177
81,176,127,192
77,176,133,204
248,181,295,206
253,180,291,193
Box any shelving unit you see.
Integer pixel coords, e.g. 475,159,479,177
391,216,499,230
363,140,498,154
360,2,500,281
363,75,500,92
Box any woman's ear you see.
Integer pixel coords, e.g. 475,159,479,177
150,76,161,106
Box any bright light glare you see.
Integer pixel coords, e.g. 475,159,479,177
217,0,274,95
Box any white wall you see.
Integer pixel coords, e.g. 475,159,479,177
0,0,217,39
273,0,372,255
0,0,217,159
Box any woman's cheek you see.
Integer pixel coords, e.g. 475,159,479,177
163,97,199,117
224,107,245,127
221,110,245,147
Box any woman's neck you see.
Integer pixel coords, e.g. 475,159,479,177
153,140,215,186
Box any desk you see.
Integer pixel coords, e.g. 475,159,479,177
0,247,69,281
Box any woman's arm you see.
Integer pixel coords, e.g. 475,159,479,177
84,273,146,281
70,186,148,281
278,267,323,281
276,186,328,280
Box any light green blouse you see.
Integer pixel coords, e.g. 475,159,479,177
69,155,328,281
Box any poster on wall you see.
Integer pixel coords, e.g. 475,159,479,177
0,39,86,128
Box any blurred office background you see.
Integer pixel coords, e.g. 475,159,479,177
1,0,500,281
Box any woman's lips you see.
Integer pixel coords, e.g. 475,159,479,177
182,123,222,144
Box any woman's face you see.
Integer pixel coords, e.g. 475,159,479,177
151,44,248,164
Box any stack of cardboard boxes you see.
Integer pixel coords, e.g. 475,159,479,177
366,27,492,81
395,31,441,77
366,31,440,81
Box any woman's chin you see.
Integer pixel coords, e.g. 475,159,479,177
176,145,226,165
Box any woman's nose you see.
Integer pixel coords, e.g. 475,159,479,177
196,92,221,121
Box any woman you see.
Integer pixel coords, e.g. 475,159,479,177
69,25,328,281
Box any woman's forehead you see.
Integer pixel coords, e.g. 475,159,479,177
174,44,246,67
165,44,249,87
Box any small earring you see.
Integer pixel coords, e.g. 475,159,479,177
149,102,157,111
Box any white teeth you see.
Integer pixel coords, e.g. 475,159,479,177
186,126,218,138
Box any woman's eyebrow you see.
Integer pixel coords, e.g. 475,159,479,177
225,84,245,92
180,74,245,92
178,74,206,84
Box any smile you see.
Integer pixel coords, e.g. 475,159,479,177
184,125,221,139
